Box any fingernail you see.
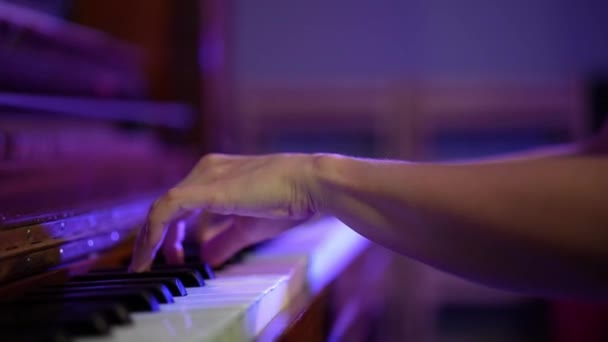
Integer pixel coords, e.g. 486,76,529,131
128,254,146,272
129,259,150,273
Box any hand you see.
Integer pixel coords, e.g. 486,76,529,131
169,213,304,267
129,153,323,272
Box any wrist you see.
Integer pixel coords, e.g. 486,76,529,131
307,153,351,214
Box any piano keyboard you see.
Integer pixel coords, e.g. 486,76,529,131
3,217,369,342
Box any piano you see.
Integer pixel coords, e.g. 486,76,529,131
0,2,372,341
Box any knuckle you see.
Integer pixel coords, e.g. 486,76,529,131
149,188,181,223
192,154,225,175
165,187,182,202
208,165,225,178
150,198,163,212
150,190,177,212
288,183,317,219
200,153,224,166
153,188,179,206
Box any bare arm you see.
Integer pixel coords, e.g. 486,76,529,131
130,129,608,299
314,145,608,299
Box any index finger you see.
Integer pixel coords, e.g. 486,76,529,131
130,186,234,271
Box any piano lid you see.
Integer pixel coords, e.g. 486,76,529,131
0,1,146,98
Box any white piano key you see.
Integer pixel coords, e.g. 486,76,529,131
77,217,369,342
79,275,290,341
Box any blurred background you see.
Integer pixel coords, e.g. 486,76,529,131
2,0,608,341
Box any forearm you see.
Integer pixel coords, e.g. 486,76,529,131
312,150,608,298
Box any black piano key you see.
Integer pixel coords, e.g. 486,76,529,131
54,312,110,336
2,328,72,342
151,237,247,272
0,300,130,327
150,240,217,278
184,254,202,264
65,277,187,296
65,302,131,325
151,263,216,279
147,240,200,265
182,240,203,260
75,269,205,287
35,283,174,304
15,289,160,312
95,263,216,280
0,309,109,336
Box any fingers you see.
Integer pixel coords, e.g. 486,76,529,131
199,218,253,267
175,154,236,187
151,187,232,230
130,186,233,272
129,222,158,272
192,214,236,244
199,217,296,267
161,220,186,265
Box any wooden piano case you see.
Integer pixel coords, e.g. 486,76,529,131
0,2,373,341
0,0,208,302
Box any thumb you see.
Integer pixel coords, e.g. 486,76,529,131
200,218,254,267
200,217,300,267
201,217,278,267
